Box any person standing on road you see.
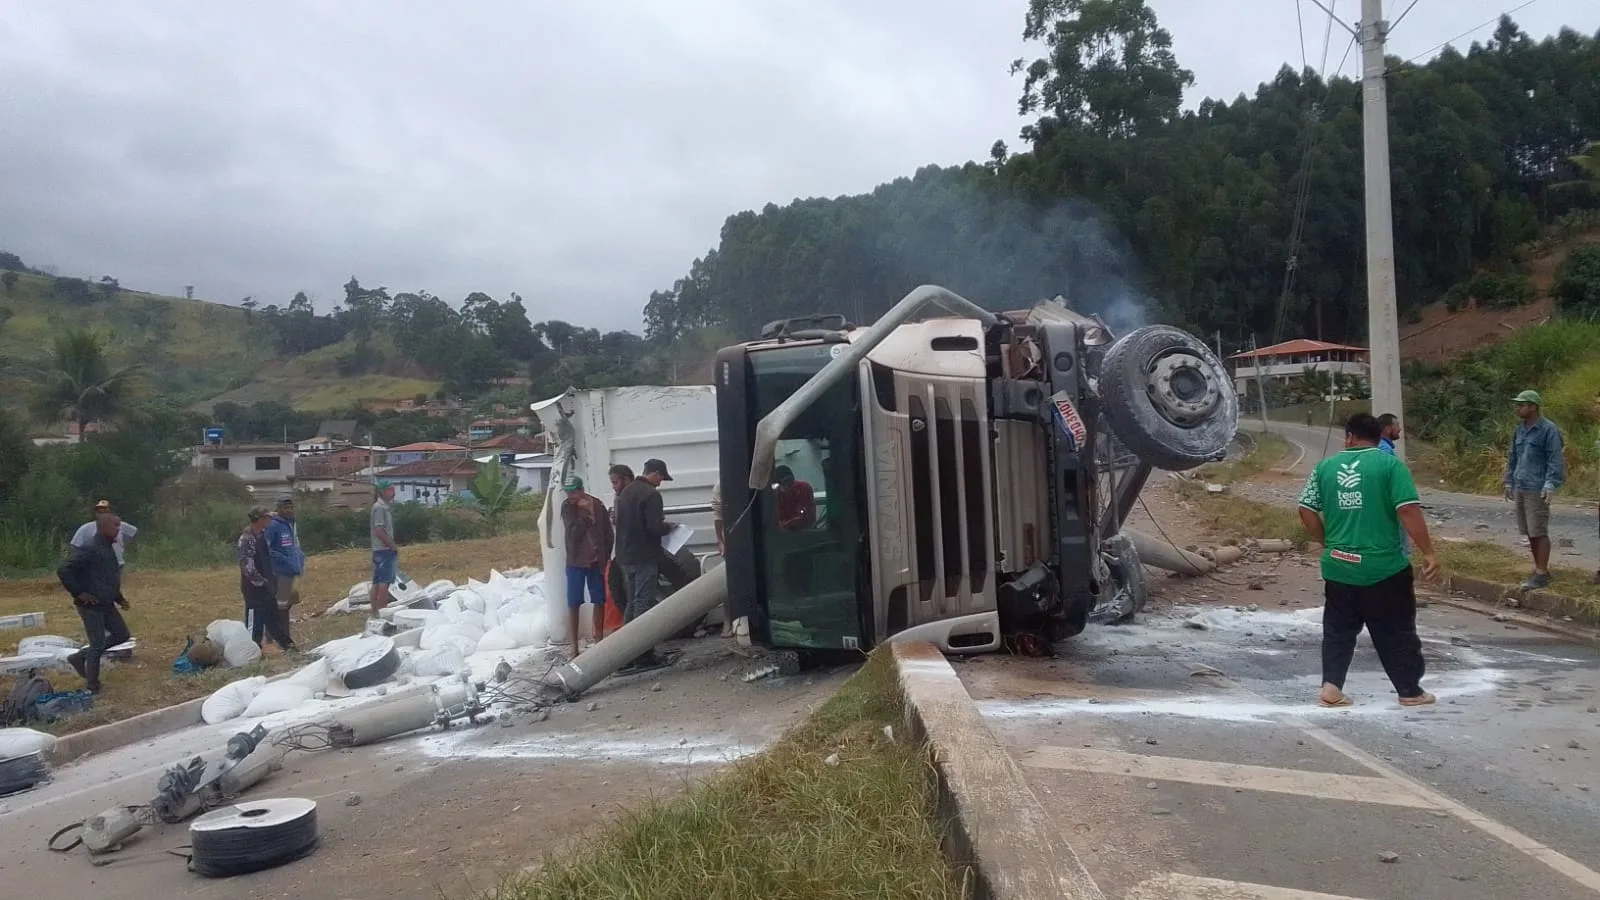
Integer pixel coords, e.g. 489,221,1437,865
711,478,734,638
1376,414,1410,557
265,493,305,619
70,499,138,570
560,476,613,659
1297,413,1440,709
238,506,295,652
613,458,675,671
367,481,400,635
56,514,133,693
1504,390,1565,590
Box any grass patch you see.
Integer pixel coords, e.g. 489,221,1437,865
1177,483,1310,545
496,650,971,900
1196,431,1291,485
0,532,541,734
1437,540,1600,616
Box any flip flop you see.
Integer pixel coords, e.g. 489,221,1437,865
1318,695,1354,708
1398,692,1437,707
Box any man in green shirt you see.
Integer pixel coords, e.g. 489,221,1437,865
1297,413,1440,709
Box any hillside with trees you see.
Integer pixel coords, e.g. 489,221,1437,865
640,9,1600,357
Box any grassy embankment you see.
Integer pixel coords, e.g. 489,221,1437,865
0,532,541,733
494,649,971,900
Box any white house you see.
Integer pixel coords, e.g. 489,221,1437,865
192,443,297,495
1228,339,1369,393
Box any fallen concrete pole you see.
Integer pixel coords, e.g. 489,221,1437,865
1254,538,1295,553
1203,545,1244,565
544,565,729,700
1125,529,1216,576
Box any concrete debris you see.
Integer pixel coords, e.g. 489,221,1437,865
344,793,362,807
1183,619,1209,630
824,752,841,767
1248,578,1265,591
1151,807,1174,816
1558,537,1575,548
1568,740,1583,750
1206,483,1227,493
650,682,663,693
882,725,895,743
1588,707,1598,714
1379,851,1400,864
1190,667,1225,678
586,702,600,712
1246,603,1260,613
1144,737,1159,746
1450,636,1473,647
1255,539,1294,553
1492,614,1509,623
1271,632,1288,642
1146,782,1158,790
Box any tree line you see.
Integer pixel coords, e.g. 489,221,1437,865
641,4,1600,351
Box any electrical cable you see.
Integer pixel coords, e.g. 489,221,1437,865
1404,0,1539,64
1295,0,1310,73
1391,0,1423,31
1136,494,1251,588
186,799,319,878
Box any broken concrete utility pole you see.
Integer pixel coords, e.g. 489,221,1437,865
1360,0,1405,458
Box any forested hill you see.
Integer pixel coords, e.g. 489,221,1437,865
641,7,1600,352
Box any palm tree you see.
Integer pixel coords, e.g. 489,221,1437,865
27,329,141,439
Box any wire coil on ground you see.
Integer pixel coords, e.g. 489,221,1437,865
0,752,50,797
187,798,319,878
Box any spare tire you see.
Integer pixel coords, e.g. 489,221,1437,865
1099,325,1237,472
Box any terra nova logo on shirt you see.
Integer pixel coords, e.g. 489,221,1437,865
1336,459,1363,509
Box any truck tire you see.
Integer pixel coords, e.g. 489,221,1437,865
1099,325,1237,472
1094,533,1148,625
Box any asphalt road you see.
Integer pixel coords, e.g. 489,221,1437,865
963,581,1600,900
1250,422,1599,573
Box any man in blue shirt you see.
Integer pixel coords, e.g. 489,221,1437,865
1377,414,1408,557
1504,390,1565,590
264,494,306,612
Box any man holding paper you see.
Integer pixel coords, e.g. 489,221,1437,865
613,457,677,672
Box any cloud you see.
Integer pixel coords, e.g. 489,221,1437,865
0,1,1593,331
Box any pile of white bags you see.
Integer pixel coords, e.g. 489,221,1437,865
196,568,549,725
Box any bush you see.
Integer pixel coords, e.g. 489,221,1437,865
1442,273,1536,311
1554,245,1600,319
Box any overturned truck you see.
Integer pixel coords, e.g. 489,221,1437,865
544,285,1237,696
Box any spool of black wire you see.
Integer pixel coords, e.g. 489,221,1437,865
0,752,50,797
187,798,319,877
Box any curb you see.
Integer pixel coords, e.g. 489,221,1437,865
889,642,1105,900
45,696,206,765
1444,572,1600,630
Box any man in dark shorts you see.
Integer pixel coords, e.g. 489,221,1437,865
367,481,399,635
57,513,133,693
1298,413,1440,709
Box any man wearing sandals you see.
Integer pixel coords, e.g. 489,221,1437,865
1297,413,1440,709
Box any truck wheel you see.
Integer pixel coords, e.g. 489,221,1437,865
1099,325,1237,472
1094,533,1148,625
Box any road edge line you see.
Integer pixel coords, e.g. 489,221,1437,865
890,642,1106,900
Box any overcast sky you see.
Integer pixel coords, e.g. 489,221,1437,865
1,1,1595,332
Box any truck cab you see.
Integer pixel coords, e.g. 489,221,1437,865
714,298,1236,657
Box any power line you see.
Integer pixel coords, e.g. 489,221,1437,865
1335,31,1358,78
1404,0,1540,64
1317,0,1338,75
1296,0,1310,73
1390,0,1423,31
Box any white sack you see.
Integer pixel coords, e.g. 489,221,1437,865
206,620,249,648
284,657,331,691
222,637,262,668
410,646,468,677
0,727,57,759
476,627,516,652
315,634,394,676
242,682,315,718
201,676,266,725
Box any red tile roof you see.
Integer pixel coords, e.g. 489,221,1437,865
476,433,544,451
380,458,479,478
1229,339,1367,360
389,441,466,452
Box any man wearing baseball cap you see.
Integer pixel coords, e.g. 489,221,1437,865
612,458,675,672
239,506,295,651
264,493,305,615
1504,390,1565,589
560,475,613,658
69,500,139,570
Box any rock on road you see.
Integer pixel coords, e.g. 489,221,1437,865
1251,422,1599,571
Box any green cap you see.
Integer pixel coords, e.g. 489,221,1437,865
1512,390,1542,405
376,479,392,490
563,475,584,491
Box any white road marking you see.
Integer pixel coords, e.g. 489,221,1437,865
1299,724,1600,895
1127,873,1374,899
1017,746,1437,809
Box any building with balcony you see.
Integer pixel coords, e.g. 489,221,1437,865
1228,339,1369,393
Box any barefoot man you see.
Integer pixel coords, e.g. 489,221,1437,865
1297,413,1440,709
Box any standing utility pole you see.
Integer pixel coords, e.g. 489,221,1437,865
1360,0,1405,458
1250,335,1271,434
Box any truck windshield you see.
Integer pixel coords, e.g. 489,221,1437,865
747,343,868,650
